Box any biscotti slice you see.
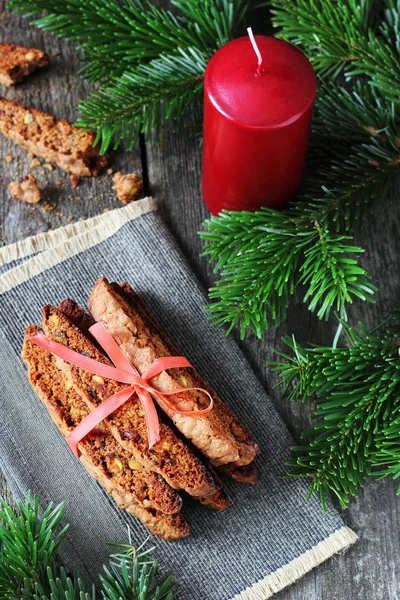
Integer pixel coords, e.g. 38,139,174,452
22,326,183,517
0,44,48,87
81,456,189,541
118,281,259,467
120,282,260,466
88,278,258,467
0,97,107,176
217,462,259,485
198,488,229,511
42,305,218,498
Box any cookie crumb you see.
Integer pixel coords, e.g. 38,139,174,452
70,174,79,188
51,51,59,57
112,171,143,204
30,158,41,168
9,173,41,203
107,168,113,175
5,154,12,163
43,163,54,171
67,215,74,222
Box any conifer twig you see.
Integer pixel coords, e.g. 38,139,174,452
271,313,400,509
0,493,174,600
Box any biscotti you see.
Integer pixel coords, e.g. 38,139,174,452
42,305,218,498
217,462,259,485
22,327,184,518
88,278,258,467
0,97,108,176
58,298,229,514
0,43,48,87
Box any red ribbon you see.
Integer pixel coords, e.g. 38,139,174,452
29,322,213,456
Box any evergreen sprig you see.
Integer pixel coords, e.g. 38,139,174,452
271,313,400,509
76,48,208,152
0,493,174,600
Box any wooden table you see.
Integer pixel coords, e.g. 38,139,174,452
1,4,399,598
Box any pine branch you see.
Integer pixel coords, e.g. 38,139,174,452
271,315,400,508
77,48,207,153
7,0,210,81
0,494,174,600
271,0,400,102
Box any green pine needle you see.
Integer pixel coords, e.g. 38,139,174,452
77,48,208,152
271,314,400,508
0,494,174,600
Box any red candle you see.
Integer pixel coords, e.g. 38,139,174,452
201,34,316,215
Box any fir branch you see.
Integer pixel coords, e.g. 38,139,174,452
101,537,174,600
7,0,209,81
0,494,174,600
271,315,400,508
271,0,400,101
201,203,377,338
8,0,247,148
77,48,207,153
172,0,248,48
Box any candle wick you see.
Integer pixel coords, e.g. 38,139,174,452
247,27,263,76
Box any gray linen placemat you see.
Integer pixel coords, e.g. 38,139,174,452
0,197,357,600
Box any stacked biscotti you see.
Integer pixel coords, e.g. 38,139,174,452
22,279,258,539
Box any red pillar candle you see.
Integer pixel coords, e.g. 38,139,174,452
201,34,317,215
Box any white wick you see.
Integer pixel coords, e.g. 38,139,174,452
247,27,263,75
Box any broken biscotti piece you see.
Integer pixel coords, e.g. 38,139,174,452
0,97,108,176
0,43,48,87
88,278,259,468
9,174,41,203
112,171,143,204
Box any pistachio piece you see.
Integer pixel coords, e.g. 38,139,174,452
70,407,84,419
128,459,140,470
112,458,124,472
180,375,189,387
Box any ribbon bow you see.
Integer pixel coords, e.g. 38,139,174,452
30,322,213,456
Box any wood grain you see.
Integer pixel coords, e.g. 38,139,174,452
0,2,400,598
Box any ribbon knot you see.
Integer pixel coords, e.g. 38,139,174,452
30,322,213,456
